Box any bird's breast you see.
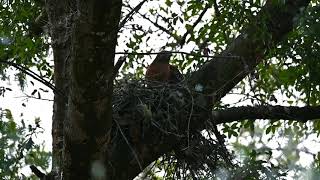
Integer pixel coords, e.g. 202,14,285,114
146,63,170,82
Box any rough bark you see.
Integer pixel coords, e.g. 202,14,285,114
45,0,70,176
64,1,122,180
46,0,122,179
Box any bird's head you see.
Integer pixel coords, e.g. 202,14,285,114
153,51,172,64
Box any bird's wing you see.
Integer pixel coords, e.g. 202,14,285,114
169,65,184,83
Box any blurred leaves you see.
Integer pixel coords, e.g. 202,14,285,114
0,0,51,89
0,108,50,179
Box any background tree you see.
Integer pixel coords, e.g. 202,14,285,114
1,0,320,179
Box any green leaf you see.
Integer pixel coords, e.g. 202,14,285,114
266,126,272,134
165,0,173,7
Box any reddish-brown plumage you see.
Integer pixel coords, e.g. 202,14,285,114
146,63,171,82
145,51,183,83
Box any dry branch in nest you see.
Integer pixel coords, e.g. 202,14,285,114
111,78,234,178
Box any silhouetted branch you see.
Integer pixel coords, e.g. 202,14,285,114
115,51,241,59
0,59,65,98
108,56,127,90
212,0,221,17
119,0,148,29
179,4,210,46
14,93,54,102
30,165,45,178
137,11,175,37
190,0,311,104
213,105,320,124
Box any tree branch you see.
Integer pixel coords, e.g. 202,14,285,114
115,50,240,59
0,59,65,98
190,0,311,105
108,56,126,89
137,11,176,38
14,93,54,102
119,0,148,29
212,0,221,17
114,1,312,178
179,4,210,46
30,165,45,178
213,105,320,124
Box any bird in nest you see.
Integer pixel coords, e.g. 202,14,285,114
145,51,183,83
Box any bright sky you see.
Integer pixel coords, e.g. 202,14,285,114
0,68,53,151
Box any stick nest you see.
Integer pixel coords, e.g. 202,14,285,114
112,78,233,178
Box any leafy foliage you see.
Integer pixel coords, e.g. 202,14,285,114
119,0,320,179
0,0,51,88
0,108,50,179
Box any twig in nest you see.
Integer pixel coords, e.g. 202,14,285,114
114,118,143,171
209,116,234,166
186,87,194,148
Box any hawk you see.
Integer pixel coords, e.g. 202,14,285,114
145,51,183,83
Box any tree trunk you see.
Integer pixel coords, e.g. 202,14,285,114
46,0,122,179
45,0,70,176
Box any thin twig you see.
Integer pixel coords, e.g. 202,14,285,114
0,59,65,98
111,56,127,81
107,56,127,93
119,0,148,29
113,119,143,171
198,0,221,50
209,115,234,166
186,87,194,148
137,11,175,37
179,4,210,46
115,51,241,59
209,70,246,102
212,0,221,17
14,93,54,102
